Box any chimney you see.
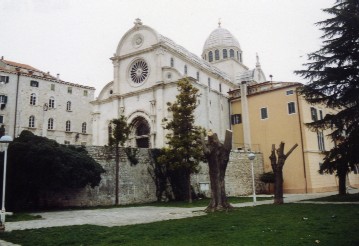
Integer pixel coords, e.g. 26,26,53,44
57,73,60,81
1,56,3,60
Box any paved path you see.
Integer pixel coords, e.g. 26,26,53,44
0,189,357,246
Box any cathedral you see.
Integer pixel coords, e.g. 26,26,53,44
92,19,266,148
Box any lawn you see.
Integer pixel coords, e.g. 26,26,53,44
1,203,358,246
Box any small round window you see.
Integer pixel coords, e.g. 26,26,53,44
130,59,149,84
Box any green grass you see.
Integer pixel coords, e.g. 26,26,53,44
6,213,42,222
1,203,358,246
307,192,359,202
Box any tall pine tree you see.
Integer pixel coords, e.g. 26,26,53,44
295,0,359,195
158,78,203,202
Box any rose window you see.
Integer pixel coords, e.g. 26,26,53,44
130,60,149,84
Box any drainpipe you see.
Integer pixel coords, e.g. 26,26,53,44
296,89,308,193
13,70,20,137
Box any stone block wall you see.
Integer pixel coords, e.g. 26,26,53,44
193,151,264,197
44,147,264,208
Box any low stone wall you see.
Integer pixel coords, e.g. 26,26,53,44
44,147,264,207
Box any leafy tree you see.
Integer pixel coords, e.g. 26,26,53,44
2,130,105,211
108,116,130,204
158,78,204,202
295,0,359,195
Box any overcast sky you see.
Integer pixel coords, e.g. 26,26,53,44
1,0,333,96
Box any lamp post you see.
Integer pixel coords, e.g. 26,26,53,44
0,135,13,231
248,152,257,206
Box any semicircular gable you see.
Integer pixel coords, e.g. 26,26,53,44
97,81,114,100
116,24,160,57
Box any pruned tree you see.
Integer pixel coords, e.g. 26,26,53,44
158,78,204,203
202,130,233,212
4,130,105,211
269,142,298,204
295,0,359,195
108,116,130,205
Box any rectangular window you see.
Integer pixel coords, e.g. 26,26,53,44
317,131,325,151
231,114,242,125
64,140,70,145
30,80,39,87
51,84,55,91
310,107,318,121
0,95,7,104
83,90,88,96
208,78,211,89
219,83,222,92
260,107,268,119
353,164,359,174
286,90,294,95
196,71,200,81
319,110,323,120
0,115,3,123
288,102,296,114
0,76,9,84
68,87,72,94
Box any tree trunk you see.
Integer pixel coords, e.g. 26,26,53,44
338,170,347,196
270,142,298,205
115,145,120,205
203,130,233,212
187,171,192,203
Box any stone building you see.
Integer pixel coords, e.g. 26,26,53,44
92,19,266,148
0,57,95,145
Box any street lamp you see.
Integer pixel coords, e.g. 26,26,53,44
0,135,13,231
248,152,257,206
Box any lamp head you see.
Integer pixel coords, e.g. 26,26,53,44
0,135,13,143
248,152,255,161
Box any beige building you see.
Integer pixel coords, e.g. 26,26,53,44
229,81,359,193
0,57,95,145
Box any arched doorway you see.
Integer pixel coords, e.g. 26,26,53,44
130,116,150,148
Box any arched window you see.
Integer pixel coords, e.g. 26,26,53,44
237,51,240,61
29,115,35,128
66,101,71,111
49,97,55,108
208,51,213,62
66,120,71,132
30,93,36,105
239,53,242,62
223,49,228,59
82,122,87,134
48,118,54,130
230,49,235,58
215,49,220,60
170,57,174,67
184,65,187,75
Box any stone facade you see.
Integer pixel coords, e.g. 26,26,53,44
0,58,95,145
43,146,263,207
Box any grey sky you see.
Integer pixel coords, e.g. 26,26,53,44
1,0,333,96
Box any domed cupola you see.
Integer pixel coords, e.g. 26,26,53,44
202,23,243,64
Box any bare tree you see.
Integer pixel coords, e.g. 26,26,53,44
269,142,298,204
203,130,233,212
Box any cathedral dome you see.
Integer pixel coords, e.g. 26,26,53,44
203,27,241,52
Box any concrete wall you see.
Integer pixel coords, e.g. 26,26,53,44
43,147,264,208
